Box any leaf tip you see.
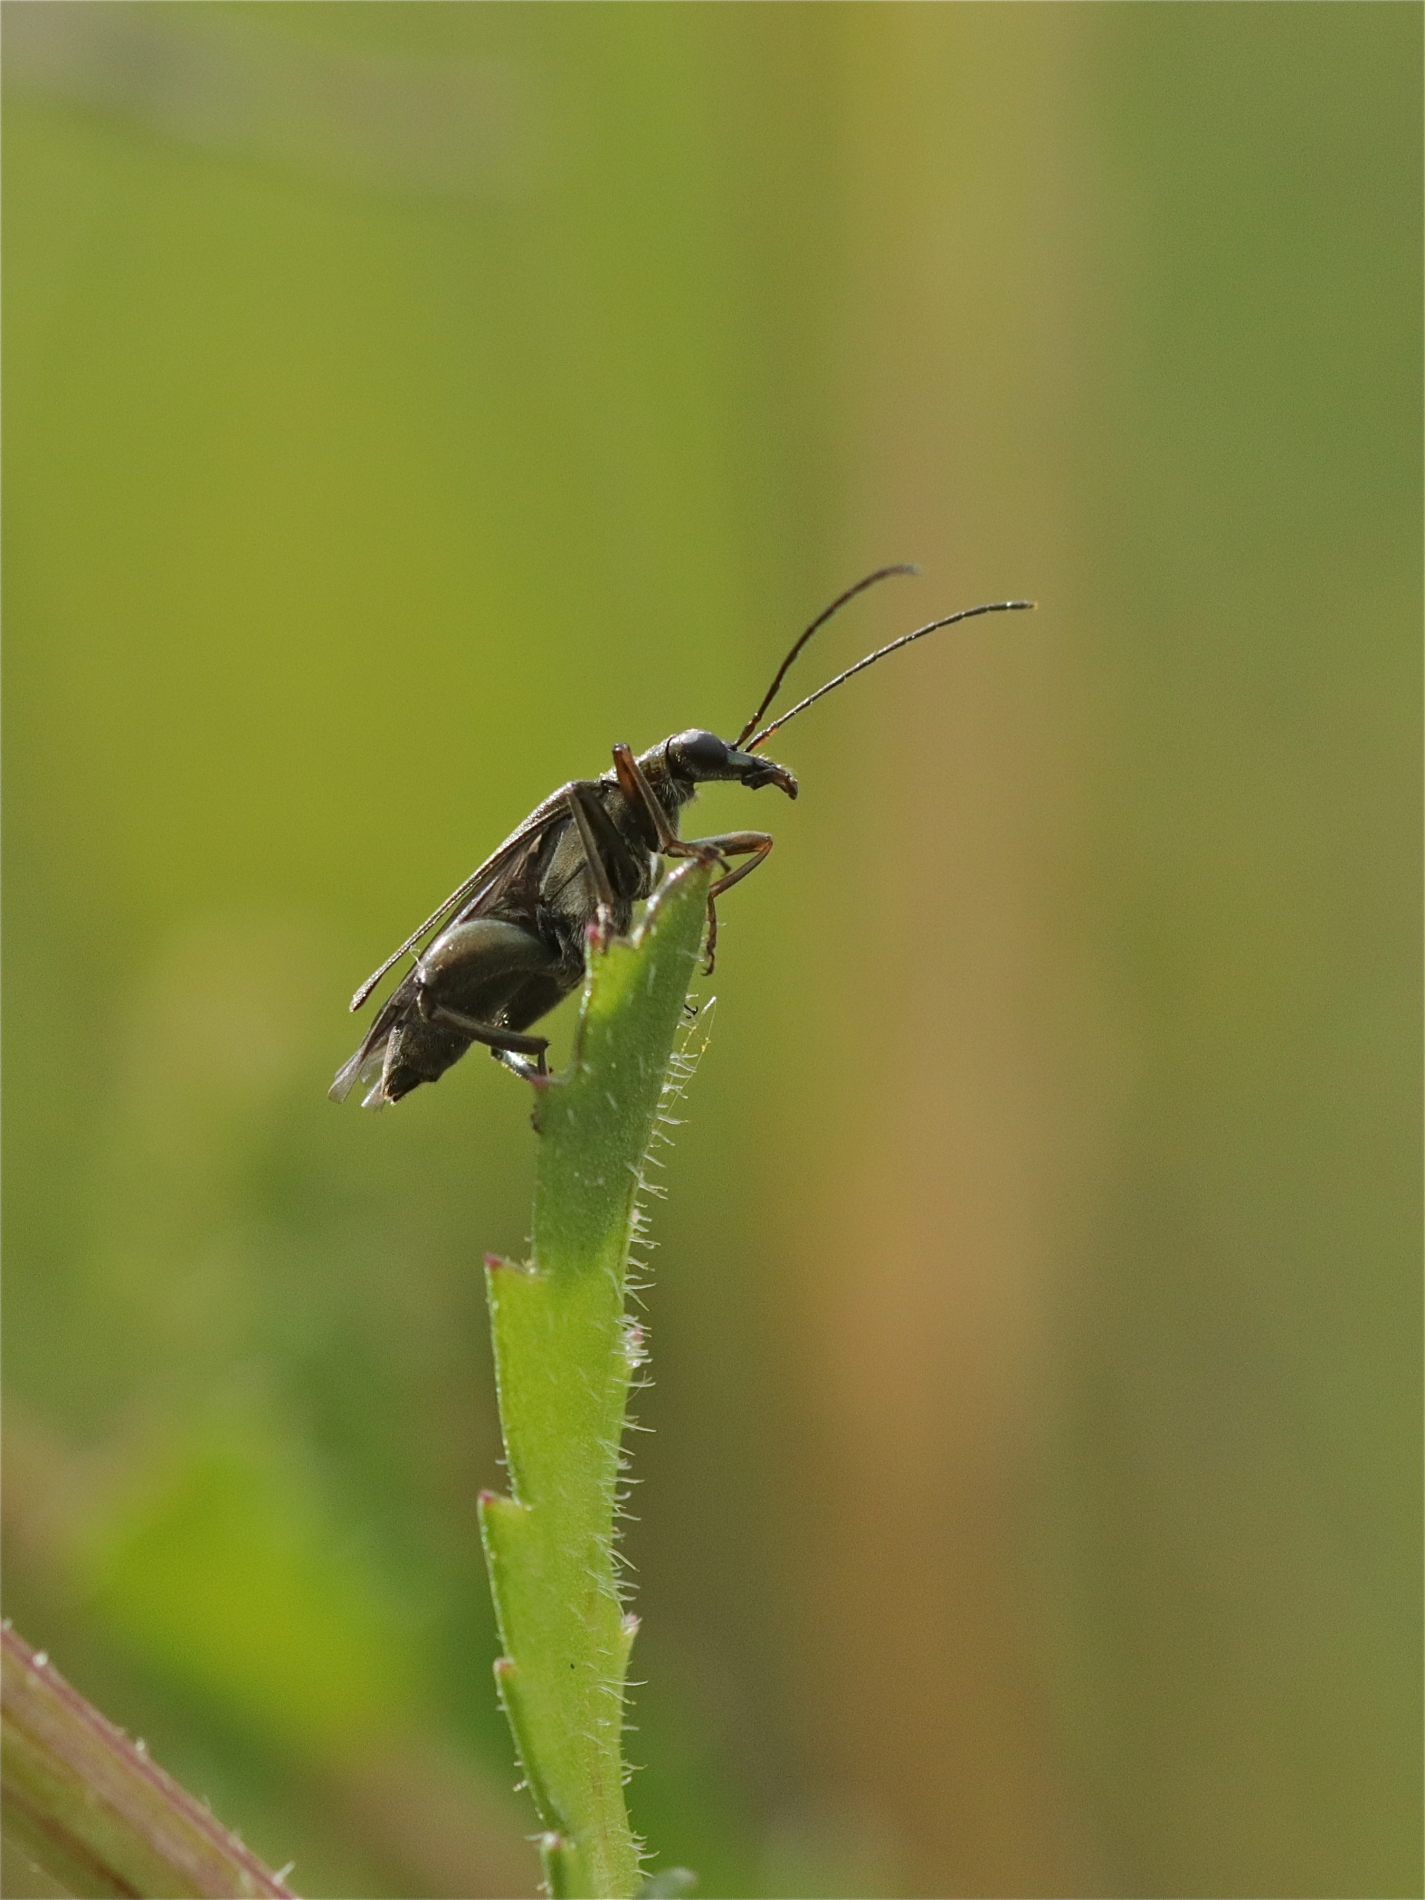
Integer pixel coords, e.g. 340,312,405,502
485,1253,539,1278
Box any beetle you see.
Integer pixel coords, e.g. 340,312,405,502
331,568,1033,1108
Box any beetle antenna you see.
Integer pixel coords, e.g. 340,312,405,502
745,598,1036,752
735,564,919,746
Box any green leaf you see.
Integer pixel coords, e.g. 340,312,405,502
480,861,711,1900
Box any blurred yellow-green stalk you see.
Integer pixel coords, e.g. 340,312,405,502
3,6,1418,1897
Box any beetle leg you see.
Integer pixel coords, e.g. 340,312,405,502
612,744,726,870
564,782,636,944
695,831,775,900
678,831,775,973
612,744,679,850
610,746,770,969
490,1046,561,1085
417,990,550,1072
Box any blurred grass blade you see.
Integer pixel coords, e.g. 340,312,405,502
480,861,711,1900
1,1623,296,1899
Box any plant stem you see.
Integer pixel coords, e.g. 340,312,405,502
479,861,710,1900
1,1623,296,1899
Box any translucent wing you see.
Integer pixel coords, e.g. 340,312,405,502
346,784,581,1012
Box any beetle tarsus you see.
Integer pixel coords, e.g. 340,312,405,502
491,1046,555,1086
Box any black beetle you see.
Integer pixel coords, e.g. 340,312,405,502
331,568,1032,1107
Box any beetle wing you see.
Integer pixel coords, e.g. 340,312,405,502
329,984,410,1103
348,783,585,1012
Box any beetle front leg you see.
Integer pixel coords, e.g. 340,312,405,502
682,831,774,973
612,744,725,871
609,746,770,968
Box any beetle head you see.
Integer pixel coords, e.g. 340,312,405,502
666,728,798,800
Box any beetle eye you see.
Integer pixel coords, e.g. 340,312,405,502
669,729,729,777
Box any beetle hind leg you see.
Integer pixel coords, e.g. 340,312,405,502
418,992,550,1073
489,1045,560,1085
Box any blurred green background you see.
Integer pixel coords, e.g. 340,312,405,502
3,5,1418,1896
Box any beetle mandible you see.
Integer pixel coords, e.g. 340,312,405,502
331,567,1033,1108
